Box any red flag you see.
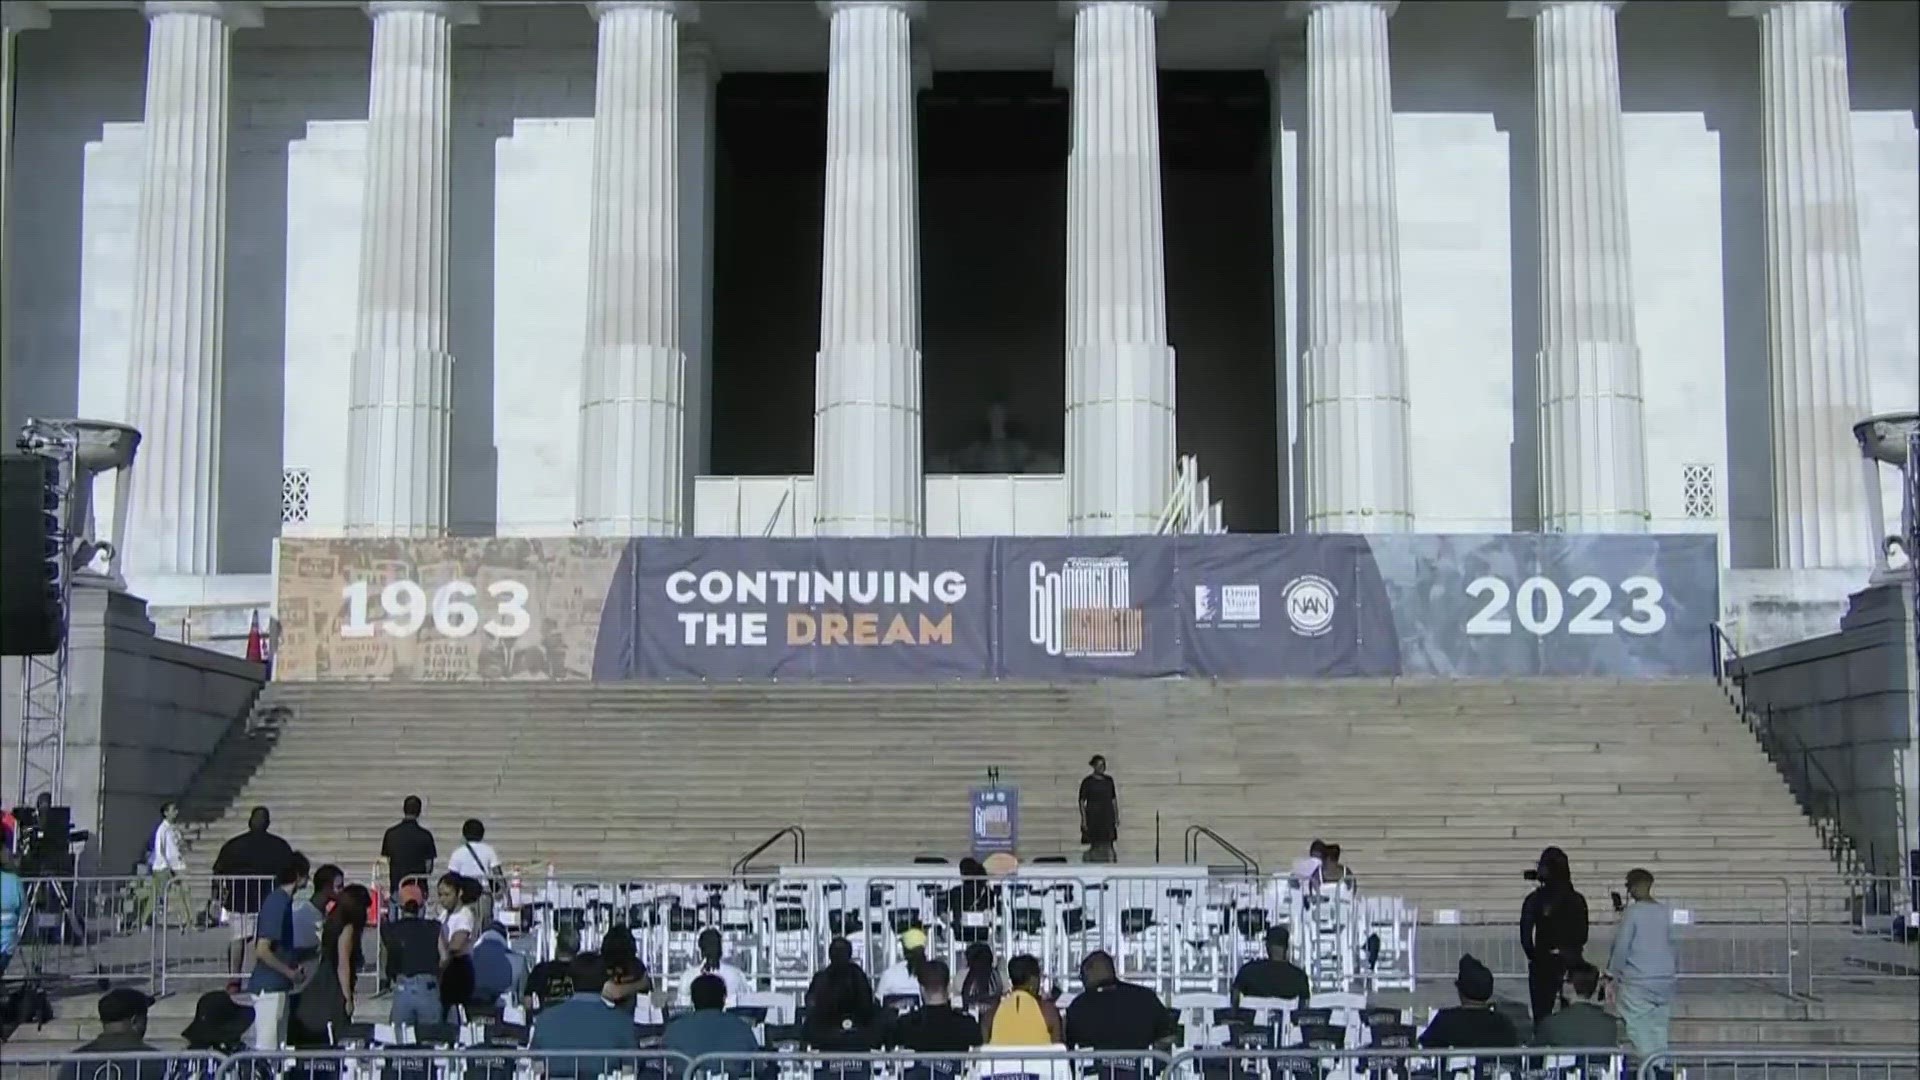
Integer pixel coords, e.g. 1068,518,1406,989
245,612,264,662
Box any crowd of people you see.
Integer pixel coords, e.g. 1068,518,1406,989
9,791,1680,1066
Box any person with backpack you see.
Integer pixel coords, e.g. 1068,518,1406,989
446,819,505,926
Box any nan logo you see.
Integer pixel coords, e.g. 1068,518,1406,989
1282,574,1338,637
1028,556,1143,658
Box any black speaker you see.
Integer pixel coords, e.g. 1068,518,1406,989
0,453,64,656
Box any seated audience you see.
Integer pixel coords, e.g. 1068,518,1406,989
527,927,582,1014
1533,962,1618,1047
887,959,982,1052
804,937,879,1050
677,928,752,1007
1420,955,1520,1050
470,920,526,1017
958,942,1003,1015
601,923,652,1006
875,927,929,1003
1064,950,1174,1050
1232,926,1310,1005
982,954,1062,1046
180,989,255,1054
58,989,165,1080
528,952,637,1078
664,972,761,1067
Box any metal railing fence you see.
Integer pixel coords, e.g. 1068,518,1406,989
1640,1050,1920,1080
1802,873,1920,995
1174,1048,1634,1079
0,1051,225,1080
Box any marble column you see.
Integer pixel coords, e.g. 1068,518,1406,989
1733,0,1875,569
1064,0,1174,537
121,1,260,578
344,0,475,537
813,0,923,537
679,39,718,526
0,1,50,426
576,1,691,537
1292,0,1412,533
1513,0,1648,533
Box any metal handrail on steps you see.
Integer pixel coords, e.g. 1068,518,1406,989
732,824,806,875
1183,825,1258,875
1709,621,1861,874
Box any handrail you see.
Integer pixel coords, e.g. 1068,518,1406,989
1711,622,1861,872
1183,825,1259,875
731,824,805,875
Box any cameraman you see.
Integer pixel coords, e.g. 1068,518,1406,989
1520,845,1588,1024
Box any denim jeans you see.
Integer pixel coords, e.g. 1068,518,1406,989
391,974,443,1025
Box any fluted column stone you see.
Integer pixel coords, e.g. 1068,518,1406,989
813,0,923,537
1513,1,1649,534
1064,0,1174,537
344,0,475,537
0,2,50,427
1292,0,1412,534
122,1,260,578
679,40,718,521
1733,0,1875,568
577,0,692,537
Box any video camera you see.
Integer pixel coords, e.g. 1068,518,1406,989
8,804,89,877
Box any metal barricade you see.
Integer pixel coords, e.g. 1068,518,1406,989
152,874,279,995
11,875,170,989
0,1051,225,1080
1176,1048,1634,1080
1377,874,1798,996
212,1050,694,1080
1801,873,1919,996
1640,1049,1920,1080
686,1050,1176,1080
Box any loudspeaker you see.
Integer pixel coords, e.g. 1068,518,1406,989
0,453,64,656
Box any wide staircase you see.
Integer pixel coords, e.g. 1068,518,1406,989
188,679,1837,894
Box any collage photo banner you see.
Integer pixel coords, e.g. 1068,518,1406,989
274,533,1721,681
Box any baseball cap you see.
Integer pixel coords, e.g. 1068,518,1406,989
98,987,155,1024
901,927,928,951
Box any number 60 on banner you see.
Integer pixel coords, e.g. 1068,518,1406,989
340,579,532,639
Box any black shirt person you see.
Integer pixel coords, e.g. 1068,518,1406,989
1078,755,1118,863
1519,845,1589,1024
1232,927,1311,1004
888,958,982,1052
1063,950,1174,1051
380,795,437,894
1419,955,1519,1050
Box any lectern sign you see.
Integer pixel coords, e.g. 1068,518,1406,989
970,786,1020,856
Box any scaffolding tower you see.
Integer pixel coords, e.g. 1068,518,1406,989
14,420,79,807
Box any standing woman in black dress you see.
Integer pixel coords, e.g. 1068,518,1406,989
1079,755,1118,863
294,884,370,1045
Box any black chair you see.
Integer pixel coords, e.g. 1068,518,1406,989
1295,1023,1345,1050
1361,1007,1402,1030
1212,1006,1257,1026
913,855,949,865
633,1022,666,1043
1366,1024,1417,1049
775,907,809,933
888,909,920,934
1226,1020,1277,1049
408,1022,460,1046
1234,909,1269,936
883,994,921,1013
1120,908,1156,934
1031,856,1069,864
763,1023,805,1048
1292,1008,1334,1029
728,1006,770,1024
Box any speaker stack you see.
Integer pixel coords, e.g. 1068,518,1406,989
0,452,65,656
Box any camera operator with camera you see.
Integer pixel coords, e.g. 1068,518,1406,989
1520,845,1589,1025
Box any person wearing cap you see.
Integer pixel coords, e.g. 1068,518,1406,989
1064,950,1175,1051
1521,846,1590,1024
56,988,163,1080
875,926,930,1004
182,990,256,1053
1231,926,1310,1005
1418,955,1519,1049
1079,755,1118,863
675,926,752,1008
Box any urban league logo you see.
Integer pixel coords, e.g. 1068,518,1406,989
1027,556,1144,659
1193,584,1261,625
1282,574,1338,637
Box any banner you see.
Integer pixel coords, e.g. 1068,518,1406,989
631,538,993,679
970,786,1019,857
996,538,1182,678
273,537,634,681
274,533,1721,681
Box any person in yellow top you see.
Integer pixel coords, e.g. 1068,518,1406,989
982,955,1064,1045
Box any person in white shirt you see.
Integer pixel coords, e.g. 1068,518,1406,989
676,928,752,1008
875,927,929,1005
446,818,503,926
1289,840,1327,892
146,802,191,929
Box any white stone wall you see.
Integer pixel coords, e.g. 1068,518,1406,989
4,4,1914,565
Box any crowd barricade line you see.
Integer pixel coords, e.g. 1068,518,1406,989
683,1050,1177,1080
1639,1049,1920,1080
208,1049,696,1080
1173,1047,1634,1080
1801,873,1920,997
0,1050,226,1080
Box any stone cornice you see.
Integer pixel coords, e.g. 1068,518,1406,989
1059,0,1168,19
590,0,698,23
2,1,53,30
1286,0,1399,19
142,1,264,27
364,1,479,24
1508,0,1624,17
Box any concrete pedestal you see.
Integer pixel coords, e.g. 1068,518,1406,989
0,587,266,875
